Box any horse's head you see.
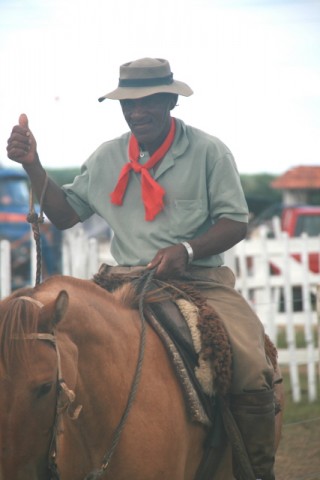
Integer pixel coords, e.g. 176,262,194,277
0,290,69,480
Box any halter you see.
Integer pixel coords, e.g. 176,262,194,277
12,296,82,480
11,271,154,480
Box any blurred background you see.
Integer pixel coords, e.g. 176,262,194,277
0,2,320,478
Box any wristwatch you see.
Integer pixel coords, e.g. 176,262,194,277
181,241,194,264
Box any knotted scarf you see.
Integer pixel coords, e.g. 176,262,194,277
110,118,176,221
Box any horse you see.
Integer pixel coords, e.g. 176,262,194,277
0,274,284,480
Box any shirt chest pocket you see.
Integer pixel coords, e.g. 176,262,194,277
168,199,208,238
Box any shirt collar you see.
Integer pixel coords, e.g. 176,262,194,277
153,118,189,179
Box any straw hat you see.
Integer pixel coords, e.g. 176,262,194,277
98,57,193,101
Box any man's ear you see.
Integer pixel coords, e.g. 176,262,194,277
170,94,178,110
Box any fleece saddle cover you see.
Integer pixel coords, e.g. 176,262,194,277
93,267,280,480
93,268,234,426
145,300,214,426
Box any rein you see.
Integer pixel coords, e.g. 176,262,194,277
84,268,155,480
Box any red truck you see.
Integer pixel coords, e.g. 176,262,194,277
281,205,320,238
249,204,320,273
247,204,320,310
280,205,320,273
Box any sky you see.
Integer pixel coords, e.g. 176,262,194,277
0,0,319,174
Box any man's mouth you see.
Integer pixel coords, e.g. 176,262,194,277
131,121,149,129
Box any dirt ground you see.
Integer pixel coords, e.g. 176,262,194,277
275,415,320,480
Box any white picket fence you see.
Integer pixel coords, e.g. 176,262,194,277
1,225,319,403
225,229,320,403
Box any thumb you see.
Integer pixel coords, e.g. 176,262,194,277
19,113,29,129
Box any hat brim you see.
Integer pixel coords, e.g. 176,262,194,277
98,80,193,102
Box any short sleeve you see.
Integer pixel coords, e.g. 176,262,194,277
62,163,94,221
207,151,249,224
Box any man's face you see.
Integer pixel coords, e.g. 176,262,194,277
120,93,176,151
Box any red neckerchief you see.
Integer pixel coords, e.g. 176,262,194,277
110,118,176,221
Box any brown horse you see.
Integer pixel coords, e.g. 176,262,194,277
0,275,283,480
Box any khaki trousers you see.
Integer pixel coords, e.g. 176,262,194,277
105,264,274,394
188,266,274,393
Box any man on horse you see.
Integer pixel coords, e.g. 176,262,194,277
7,57,276,480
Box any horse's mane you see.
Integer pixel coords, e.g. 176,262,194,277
0,289,42,376
93,272,181,309
111,282,141,309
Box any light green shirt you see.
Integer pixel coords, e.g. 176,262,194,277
62,118,248,266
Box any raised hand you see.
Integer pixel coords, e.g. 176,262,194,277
7,113,38,165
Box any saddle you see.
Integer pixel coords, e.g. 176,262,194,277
94,266,281,480
93,266,233,418
146,299,215,425
93,266,234,479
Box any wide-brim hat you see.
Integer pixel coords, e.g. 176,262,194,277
98,57,193,101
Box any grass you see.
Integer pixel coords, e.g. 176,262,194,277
281,367,320,424
276,368,320,479
275,324,319,423
273,299,320,422
276,325,319,349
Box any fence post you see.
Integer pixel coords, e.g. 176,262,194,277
0,240,11,299
260,226,277,343
88,237,99,277
301,233,317,401
282,232,301,402
317,285,320,385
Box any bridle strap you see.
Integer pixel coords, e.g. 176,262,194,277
11,296,80,480
18,296,44,309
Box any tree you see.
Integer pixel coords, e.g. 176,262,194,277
240,174,282,217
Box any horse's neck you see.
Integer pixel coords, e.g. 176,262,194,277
57,299,142,472
61,293,140,400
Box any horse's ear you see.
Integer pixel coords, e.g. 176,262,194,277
39,290,69,331
52,290,69,326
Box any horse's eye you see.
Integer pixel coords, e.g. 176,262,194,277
35,382,53,399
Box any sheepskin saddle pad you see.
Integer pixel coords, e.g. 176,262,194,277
93,266,233,426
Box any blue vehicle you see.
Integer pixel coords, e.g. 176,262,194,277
0,167,62,289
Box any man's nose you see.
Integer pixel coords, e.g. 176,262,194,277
131,99,146,110
129,102,148,118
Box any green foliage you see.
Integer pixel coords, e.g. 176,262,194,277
240,173,278,197
277,326,318,349
240,174,282,216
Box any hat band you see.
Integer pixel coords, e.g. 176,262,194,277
118,73,174,88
